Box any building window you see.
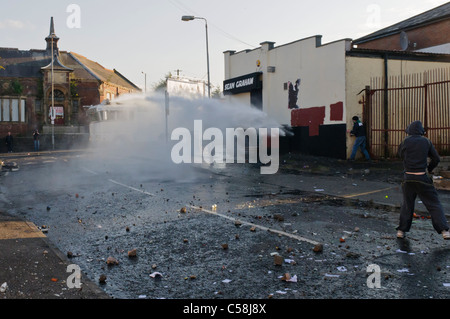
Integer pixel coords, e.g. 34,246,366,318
72,100,79,113
1,98,26,123
51,89,65,102
2,99,10,121
35,100,42,113
20,100,25,122
11,99,19,121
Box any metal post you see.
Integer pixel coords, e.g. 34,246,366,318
51,38,55,150
204,19,210,98
383,54,389,158
165,90,169,143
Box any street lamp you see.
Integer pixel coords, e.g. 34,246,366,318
181,15,211,98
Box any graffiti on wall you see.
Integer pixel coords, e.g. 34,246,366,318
288,79,301,109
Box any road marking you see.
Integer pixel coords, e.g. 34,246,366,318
108,179,156,197
82,167,98,175
189,205,320,245
342,187,396,199
81,167,319,245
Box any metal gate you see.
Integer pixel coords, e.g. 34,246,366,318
363,68,450,159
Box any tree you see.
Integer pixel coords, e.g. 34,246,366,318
152,72,172,92
211,84,222,99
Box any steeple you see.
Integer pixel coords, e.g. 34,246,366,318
45,17,60,55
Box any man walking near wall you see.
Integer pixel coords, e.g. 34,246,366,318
349,116,371,162
33,129,40,152
396,120,450,240
5,131,13,153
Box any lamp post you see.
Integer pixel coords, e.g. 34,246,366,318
181,15,210,98
141,71,147,93
50,34,55,150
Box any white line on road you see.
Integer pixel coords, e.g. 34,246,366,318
108,179,156,197
81,167,319,245
82,167,98,175
189,205,320,246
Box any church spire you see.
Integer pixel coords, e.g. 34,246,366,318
45,17,60,55
49,16,55,36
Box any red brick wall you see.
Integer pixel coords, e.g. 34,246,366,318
357,20,450,51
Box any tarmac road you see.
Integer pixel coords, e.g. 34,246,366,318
1,150,450,302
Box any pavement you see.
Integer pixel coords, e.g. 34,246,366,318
1,150,450,299
0,149,110,299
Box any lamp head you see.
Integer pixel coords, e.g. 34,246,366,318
181,15,195,21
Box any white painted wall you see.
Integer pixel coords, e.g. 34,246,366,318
224,36,350,126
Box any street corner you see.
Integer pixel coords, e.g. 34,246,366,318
0,212,109,299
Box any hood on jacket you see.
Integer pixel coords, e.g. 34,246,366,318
406,120,425,136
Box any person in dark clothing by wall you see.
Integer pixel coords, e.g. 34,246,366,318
349,116,371,162
33,129,40,151
5,131,13,153
396,120,450,240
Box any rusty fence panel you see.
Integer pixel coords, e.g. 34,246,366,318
364,68,450,159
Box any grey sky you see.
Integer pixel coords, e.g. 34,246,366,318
0,0,448,91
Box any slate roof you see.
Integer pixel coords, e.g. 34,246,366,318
0,49,139,91
354,2,450,44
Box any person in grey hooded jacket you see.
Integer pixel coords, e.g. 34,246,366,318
396,120,450,239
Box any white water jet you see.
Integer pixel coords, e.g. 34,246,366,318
86,92,286,178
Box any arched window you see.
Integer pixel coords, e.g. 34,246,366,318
49,89,65,102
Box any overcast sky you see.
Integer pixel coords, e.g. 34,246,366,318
0,0,448,91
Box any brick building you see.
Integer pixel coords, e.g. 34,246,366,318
0,17,140,151
353,2,450,53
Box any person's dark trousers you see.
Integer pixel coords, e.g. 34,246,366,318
397,173,449,234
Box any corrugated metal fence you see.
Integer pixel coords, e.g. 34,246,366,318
363,68,450,159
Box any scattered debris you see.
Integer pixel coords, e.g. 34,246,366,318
313,244,323,253
273,214,284,222
99,274,107,284
281,273,297,282
150,272,162,278
39,225,49,234
106,256,119,266
1,161,19,171
0,282,7,293
397,268,410,273
128,249,137,258
221,243,228,250
274,255,283,266
180,207,187,213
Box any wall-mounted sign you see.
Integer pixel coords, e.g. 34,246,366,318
223,72,262,95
